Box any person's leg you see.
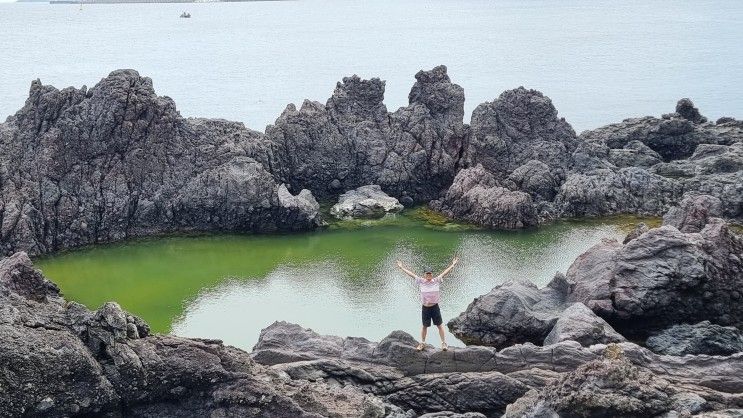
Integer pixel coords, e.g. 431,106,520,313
432,305,447,350
420,326,428,343
436,324,446,343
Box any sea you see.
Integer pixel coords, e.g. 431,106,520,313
1,0,742,133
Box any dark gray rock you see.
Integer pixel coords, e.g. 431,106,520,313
267,65,467,204
0,70,320,257
252,322,743,416
543,302,626,347
451,205,743,344
447,276,568,348
330,185,403,219
430,165,539,230
504,357,677,418
646,321,743,356
468,87,577,180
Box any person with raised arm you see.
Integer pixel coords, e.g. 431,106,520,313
396,257,459,351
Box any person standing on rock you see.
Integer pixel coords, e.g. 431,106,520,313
396,257,459,351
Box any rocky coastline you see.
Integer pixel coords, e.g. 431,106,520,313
1,66,741,256
1,196,742,416
1,67,742,416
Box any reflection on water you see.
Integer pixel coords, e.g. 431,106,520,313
37,216,650,350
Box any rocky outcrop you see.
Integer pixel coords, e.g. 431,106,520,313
0,70,321,257
449,196,743,346
663,194,723,233
266,65,467,203
330,185,403,219
0,253,409,417
646,321,743,356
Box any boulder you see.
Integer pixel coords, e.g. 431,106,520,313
330,185,403,219
646,321,743,356
468,87,577,179
447,277,567,348
503,357,677,418
543,303,626,347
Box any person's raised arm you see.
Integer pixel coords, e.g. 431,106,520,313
437,257,459,280
396,260,419,280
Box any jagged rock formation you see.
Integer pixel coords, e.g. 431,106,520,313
0,70,320,257
330,185,403,219
1,67,741,255
265,65,467,203
0,252,409,417
449,195,743,346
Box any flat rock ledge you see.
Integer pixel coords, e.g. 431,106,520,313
330,185,404,219
252,321,743,417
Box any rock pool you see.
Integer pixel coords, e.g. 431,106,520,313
36,212,656,350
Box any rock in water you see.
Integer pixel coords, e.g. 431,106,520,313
646,321,743,356
330,185,403,219
450,198,743,344
676,98,708,124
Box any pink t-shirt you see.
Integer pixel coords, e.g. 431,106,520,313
416,276,442,305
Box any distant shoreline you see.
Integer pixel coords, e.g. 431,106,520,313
43,0,292,4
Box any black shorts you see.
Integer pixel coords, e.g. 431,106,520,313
422,304,443,327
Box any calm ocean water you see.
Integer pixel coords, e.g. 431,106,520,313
1,0,742,132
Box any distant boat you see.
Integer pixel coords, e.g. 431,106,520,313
180,12,191,18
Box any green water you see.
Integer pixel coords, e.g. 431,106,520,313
36,212,654,350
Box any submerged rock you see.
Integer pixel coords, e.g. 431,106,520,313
330,185,403,219
646,321,743,356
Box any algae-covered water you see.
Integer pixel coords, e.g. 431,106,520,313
36,212,655,350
